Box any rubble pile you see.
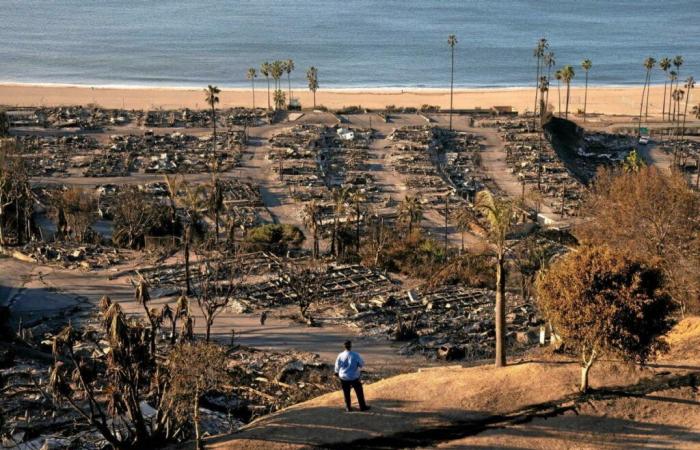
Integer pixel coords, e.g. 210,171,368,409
500,125,584,216
660,139,700,175
241,264,397,309
16,135,100,177
33,106,135,129
349,286,539,361
16,242,123,270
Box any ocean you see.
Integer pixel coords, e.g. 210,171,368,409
1,0,698,89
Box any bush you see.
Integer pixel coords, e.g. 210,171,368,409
536,245,675,392
243,223,305,254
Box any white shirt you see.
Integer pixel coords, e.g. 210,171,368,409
334,350,364,381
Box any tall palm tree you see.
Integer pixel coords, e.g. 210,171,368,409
247,68,257,110
668,70,678,123
448,34,458,130
544,52,555,108
581,59,592,122
475,191,515,368
302,200,322,259
307,67,319,108
671,88,685,163
285,59,295,107
681,76,695,142
555,69,563,116
659,57,671,120
271,61,285,110
204,85,221,149
397,194,423,236
560,65,575,119
538,76,549,123
261,62,271,110
532,38,549,121
672,56,684,121
638,57,655,135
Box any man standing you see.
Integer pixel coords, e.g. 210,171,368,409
334,340,370,412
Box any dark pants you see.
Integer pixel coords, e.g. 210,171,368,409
340,378,367,410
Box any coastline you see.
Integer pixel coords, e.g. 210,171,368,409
0,83,670,116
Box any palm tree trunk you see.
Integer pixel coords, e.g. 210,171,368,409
211,105,217,150
662,79,667,121
533,56,541,124
251,78,256,109
313,90,316,109
495,254,506,367
184,225,191,295
557,81,561,117
449,47,455,131
639,71,648,135
645,75,652,123
266,77,271,110
565,81,571,119
681,86,691,142
583,71,589,122
287,73,292,107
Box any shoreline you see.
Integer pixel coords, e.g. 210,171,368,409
0,83,674,116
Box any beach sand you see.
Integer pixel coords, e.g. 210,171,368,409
0,84,672,117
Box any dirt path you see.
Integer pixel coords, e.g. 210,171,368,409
205,318,700,449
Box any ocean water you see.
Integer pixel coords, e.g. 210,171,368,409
1,0,698,89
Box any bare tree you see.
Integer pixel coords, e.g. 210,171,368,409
283,263,325,326
191,254,250,342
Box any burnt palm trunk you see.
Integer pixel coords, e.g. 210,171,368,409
495,253,506,367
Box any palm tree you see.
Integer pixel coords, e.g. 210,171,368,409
302,200,322,259
555,69,563,116
659,57,671,120
560,65,575,119
273,89,286,111
475,191,515,368
285,59,295,107
397,194,423,236
204,85,220,148
307,67,319,108
672,56,684,120
247,68,257,109
681,76,695,142
581,59,592,122
544,52,555,108
668,70,678,123
261,62,271,110
330,187,348,257
448,34,458,130
538,76,549,123
532,38,549,121
638,57,655,135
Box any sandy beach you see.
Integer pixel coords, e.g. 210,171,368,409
0,83,674,117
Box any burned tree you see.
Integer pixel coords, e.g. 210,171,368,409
112,187,170,249
283,263,325,326
49,305,181,449
0,139,34,245
168,342,229,450
191,255,250,342
53,187,98,243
